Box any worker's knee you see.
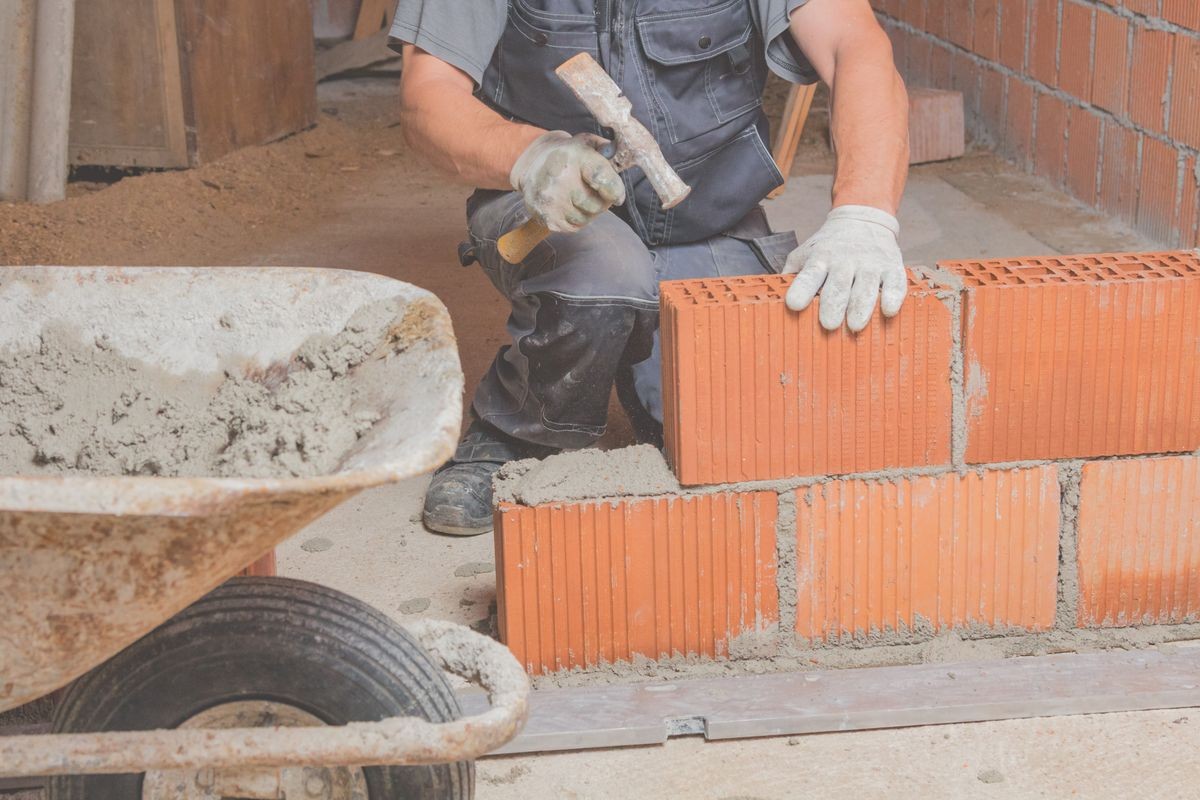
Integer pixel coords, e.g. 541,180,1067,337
535,212,658,305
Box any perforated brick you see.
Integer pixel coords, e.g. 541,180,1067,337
943,251,1200,463
661,274,954,486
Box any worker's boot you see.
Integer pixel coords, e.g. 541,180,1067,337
422,419,553,536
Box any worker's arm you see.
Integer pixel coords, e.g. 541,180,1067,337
780,0,909,332
398,45,623,232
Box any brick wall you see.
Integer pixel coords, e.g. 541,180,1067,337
873,0,1200,247
495,251,1200,675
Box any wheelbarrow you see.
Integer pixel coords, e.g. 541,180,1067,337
0,267,528,799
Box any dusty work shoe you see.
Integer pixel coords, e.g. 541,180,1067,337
422,421,551,536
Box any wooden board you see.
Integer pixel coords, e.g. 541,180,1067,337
69,0,189,168
460,647,1200,754
175,0,318,165
352,0,394,40
767,82,817,199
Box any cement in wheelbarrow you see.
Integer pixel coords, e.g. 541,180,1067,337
0,266,464,714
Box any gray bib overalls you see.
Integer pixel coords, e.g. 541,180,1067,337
467,0,799,450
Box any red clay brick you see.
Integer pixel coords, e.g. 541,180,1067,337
980,66,1008,138
1058,1,1095,100
1099,122,1139,221
942,251,1200,463
886,25,909,71
495,491,778,675
949,51,979,116
974,0,1001,60
930,43,953,87
1163,0,1200,30
1137,136,1180,242
1034,93,1069,186
1123,0,1162,16
999,0,1029,71
1004,77,1036,167
1029,0,1060,85
1066,106,1102,204
794,466,1061,642
908,36,934,86
1077,456,1200,628
910,87,966,163
1169,34,1200,149
1091,9,1129,114
661,274,954,486
898,0,927,28
946,0,974,50
1177,154,1199,247
1128,26,1174,134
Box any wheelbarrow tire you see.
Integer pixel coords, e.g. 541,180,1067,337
48,576,474,800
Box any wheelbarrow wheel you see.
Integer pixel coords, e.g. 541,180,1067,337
48,577,473,800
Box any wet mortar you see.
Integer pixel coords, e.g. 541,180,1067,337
0,300,411,479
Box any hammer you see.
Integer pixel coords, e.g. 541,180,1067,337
498,53,691,264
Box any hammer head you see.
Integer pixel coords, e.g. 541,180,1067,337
556,53,691,210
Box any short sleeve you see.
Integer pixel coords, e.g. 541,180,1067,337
388,0,508,86
757,0,819,84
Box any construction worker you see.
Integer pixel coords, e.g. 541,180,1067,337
395,0,909,535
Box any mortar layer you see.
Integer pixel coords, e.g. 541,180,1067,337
493,444,681,506
0,300,408,479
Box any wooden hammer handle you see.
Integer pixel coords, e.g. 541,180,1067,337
498,218,551,264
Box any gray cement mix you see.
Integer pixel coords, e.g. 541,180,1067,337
0,300,406,479
494,444,681,506
1056,462,1084,628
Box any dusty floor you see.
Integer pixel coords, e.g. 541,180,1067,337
1,76,1181,797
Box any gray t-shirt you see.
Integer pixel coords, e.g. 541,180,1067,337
389,0,816,87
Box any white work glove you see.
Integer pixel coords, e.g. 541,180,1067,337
783,205,908,333
510,130,626,233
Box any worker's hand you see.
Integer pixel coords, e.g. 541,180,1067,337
510,131,626,233
783,205,907,333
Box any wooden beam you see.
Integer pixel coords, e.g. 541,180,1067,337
352,0,393,41
767,82,817,199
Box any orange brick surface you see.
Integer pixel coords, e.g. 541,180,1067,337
1170,34,1200,150
1057,1,1094,100
794,466,1061,641
1091,9,1129,114
944,251,1200,463
495,492,778,675
1077,456,1200,627
661,274,954,486
1128,26,1173,133
1137,137,1180,243
908,87,966,164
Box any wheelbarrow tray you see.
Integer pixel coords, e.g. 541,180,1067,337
0,266,464,714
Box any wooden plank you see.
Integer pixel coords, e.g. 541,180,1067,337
767,82,817,199
174,0,318,165
459,647,1200,754
352,0,394,41
68,0,189,168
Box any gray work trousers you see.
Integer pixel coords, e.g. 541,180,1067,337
465,190,798,450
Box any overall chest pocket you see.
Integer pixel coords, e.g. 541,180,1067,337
485,0,600,131
635,0,762,145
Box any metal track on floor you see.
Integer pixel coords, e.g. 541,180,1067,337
460,646,1200,755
